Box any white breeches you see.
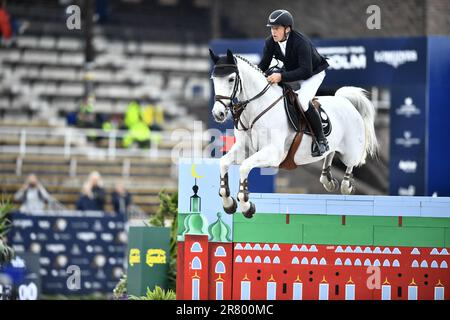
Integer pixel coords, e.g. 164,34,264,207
295,70,326,111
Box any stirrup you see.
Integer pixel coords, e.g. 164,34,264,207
312,140,329,157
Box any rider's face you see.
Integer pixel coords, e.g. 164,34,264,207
271,25,289,42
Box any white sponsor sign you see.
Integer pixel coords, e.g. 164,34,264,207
317,46,366,70
395,131,420,148
396,97,420,117
398,185,416,196
399,160,417,173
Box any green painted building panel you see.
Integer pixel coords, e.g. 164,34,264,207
178,214,187,235
303,225,374,245
374,226,446,247
233,213,290,224
402,217,450,228
445,228,450,247
233,222,303,244
345,216,398,227
290,214,342,225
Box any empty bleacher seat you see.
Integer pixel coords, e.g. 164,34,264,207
52,98,78,111
126,41,139,54
59,52,84,66
91,69,115,82
140,42,184,55
32,83,58,95
23,50,58,65
58,83,84,97
166,76,185,96
14,66,40,78
96,85,132,99
40,67,78,81
39,36,56,50
56,37,82,51
16,36,40,49
93,37,108,52
0,50,22,62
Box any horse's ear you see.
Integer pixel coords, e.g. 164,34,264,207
226,49,234,64
209,48,220,64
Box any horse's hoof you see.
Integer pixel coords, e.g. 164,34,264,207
331,178,339,192
223,197,237,214
242,202,255,219
324,177,339,192
340,180,355,195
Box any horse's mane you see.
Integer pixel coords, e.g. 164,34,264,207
234,55,266,78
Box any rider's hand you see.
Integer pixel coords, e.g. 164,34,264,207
267,73,282,83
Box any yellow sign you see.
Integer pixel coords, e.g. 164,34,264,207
146,249,166,267
129,248,141,266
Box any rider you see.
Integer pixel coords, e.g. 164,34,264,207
258,9,330,157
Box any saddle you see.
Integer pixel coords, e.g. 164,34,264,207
282,84,332,136
279,84,332,170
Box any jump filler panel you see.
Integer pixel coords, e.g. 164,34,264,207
176,159,450,300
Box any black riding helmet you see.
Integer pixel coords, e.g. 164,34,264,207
266,9,294,27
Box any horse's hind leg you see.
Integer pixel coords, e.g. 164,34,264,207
319,151,339,192
341,166,356,195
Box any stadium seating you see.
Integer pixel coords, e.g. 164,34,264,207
0,0,213,216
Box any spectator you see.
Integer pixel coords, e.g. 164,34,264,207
122,101,152,148
76,171,105,211
142,103,165,131
124,101,142,129
111,182,132,218
0,0,12,45
14,174,50,213
77,96,96,128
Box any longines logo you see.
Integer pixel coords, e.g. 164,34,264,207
398,185,415,196
395,131,420,148
396,98,420,117
398,160,417,173
374,50,418,68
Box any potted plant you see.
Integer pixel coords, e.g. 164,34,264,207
128,286,176,300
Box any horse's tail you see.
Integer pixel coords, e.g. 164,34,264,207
335,86,378,164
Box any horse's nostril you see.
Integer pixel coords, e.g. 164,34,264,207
219,112,225,118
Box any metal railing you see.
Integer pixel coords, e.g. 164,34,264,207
0,125,208,160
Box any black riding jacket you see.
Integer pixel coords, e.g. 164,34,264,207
258,30,329,82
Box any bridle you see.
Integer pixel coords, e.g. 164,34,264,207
213,62,285,131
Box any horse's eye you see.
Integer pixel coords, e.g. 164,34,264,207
228,78,234,83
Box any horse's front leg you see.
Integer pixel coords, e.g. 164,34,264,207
219,139,247,214
237,144,283,218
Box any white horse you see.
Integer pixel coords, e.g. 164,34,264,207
210,49,378,218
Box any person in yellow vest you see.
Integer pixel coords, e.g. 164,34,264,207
123,101,152,148
124,101,142,129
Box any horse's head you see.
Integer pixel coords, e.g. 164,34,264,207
209,48,240,123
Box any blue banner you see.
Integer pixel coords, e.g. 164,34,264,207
6,211,126,296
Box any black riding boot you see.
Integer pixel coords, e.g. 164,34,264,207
305,102,329,157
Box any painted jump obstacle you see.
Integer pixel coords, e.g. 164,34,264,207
176,159,450,300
